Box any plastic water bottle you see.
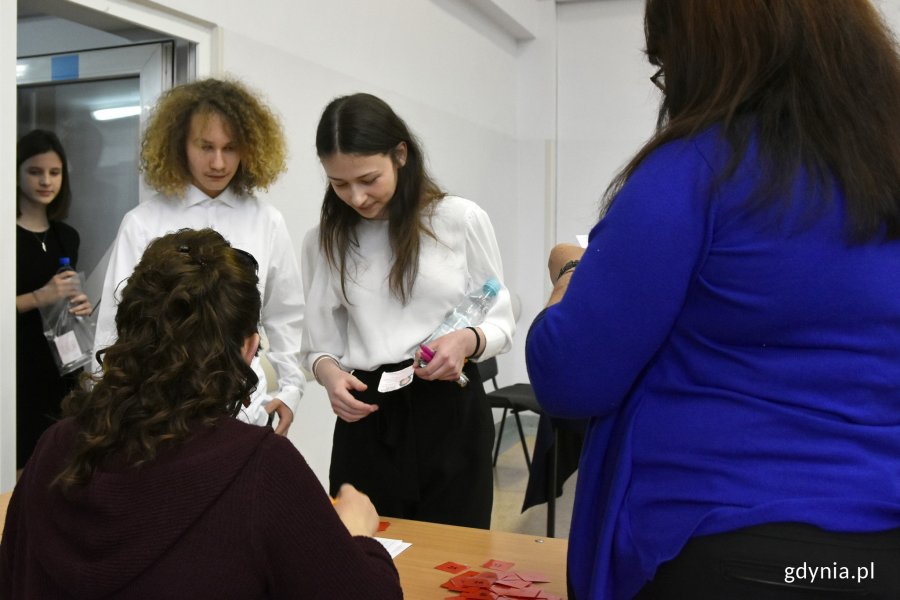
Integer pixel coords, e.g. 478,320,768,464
43,257,92,374
57,256,84,318
423,277,502,386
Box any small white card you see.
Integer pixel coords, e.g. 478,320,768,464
54,330,82,366
375,537,411,558
377,364,416,393
576,234,589,248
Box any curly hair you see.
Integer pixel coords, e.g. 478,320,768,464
55,228,262,490
315,93,445,304
140,78,287,197
606,0,900,242
16,129,72,220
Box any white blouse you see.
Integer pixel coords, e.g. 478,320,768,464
301,196,515,372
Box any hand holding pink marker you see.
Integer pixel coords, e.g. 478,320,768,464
418,344,435,368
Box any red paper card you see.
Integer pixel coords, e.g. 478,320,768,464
498,588,541,598
492,579,531,590
459,575,495,588
441,571,478,592
483,559,515,571
377,521,390,532
436,561,468,574
460,589,496,599
516,571,550,583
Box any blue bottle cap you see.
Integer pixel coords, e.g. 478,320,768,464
482,277,501,297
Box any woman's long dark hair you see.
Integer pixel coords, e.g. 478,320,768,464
606,0,900,242
55,228,261,490
315,93,445,303
16,129,72,220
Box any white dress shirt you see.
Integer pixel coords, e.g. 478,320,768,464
301,195,515,372
94,186,305,424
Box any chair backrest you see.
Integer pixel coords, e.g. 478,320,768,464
475,356,499,387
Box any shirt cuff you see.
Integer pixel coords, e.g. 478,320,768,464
272,385,301,415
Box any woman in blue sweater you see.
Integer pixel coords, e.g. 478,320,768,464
526,1,900,598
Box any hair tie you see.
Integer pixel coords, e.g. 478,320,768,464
465,326,481,359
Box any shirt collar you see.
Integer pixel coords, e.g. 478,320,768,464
183,184,242,208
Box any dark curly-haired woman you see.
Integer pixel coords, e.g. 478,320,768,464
1,228,401,599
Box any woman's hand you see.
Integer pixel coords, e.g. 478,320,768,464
317,358,376,422
414,327,477,382
39,271,81,305
333,483,379,537
68,292,92,317
264,398,294,435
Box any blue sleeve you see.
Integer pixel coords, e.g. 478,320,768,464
526,139,715,418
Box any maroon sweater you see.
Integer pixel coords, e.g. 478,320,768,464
1,417,402,599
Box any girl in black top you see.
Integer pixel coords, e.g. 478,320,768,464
15,130,91,470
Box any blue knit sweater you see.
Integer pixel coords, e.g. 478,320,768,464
526,128,900,600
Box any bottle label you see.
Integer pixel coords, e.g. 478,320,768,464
54,330,83,366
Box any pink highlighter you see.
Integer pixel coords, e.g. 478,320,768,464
418,344,434,367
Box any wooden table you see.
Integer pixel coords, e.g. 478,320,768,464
0,492,569,598
385,517,568,598
0,491,9,537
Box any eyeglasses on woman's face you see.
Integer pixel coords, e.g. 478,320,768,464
650,67,666,92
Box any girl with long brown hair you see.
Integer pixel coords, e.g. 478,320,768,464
302,93,515,528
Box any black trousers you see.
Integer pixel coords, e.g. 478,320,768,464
634,522,900,600
329,360,494,529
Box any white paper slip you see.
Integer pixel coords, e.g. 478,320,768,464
375,537,412,559
377,364,415,393
576,234,589,248
55,330,83,366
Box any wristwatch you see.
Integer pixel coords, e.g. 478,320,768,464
556,259,580,282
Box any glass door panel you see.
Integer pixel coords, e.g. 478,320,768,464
17,42,174,302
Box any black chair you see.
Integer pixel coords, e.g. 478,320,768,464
477,356,541,471
476,356,586,538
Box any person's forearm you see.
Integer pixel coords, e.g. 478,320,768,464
15,292,37,313
15,287,47,313
546,269,574,307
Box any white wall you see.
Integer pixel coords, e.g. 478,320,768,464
556,0,656,244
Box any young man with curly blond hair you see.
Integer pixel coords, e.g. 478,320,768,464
94,78,304,434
